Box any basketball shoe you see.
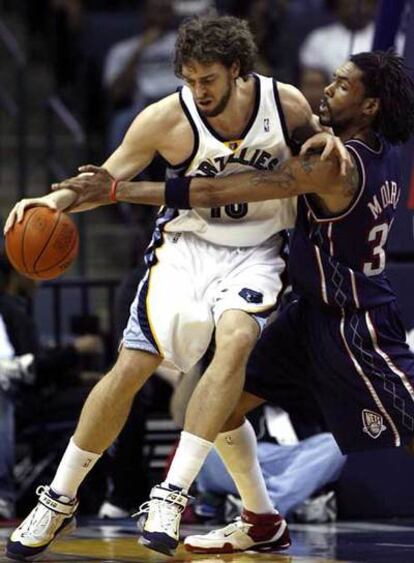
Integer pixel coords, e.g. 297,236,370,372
98,501,129,519
293,490,337,523
6,486,78,561
137,483,190,556
184,509,291,554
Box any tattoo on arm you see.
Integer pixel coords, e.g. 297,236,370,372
299,154,316,175
343,162,360,197
250,161,297,196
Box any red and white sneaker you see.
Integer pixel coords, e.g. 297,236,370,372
184,509,291,554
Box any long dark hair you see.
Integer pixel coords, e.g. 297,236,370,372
351,51,414,144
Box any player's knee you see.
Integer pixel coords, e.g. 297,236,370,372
107,349,160,393
217,325,258,357
101,366,143,396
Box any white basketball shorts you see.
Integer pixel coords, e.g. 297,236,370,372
122,231,287,372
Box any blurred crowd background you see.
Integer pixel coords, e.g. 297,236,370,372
0,0,410,274
0,0,413,526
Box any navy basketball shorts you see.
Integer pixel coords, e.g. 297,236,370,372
245,298,414,453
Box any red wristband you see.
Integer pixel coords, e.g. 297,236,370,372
110,180,119,202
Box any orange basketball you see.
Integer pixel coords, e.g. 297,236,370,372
5,206,79,280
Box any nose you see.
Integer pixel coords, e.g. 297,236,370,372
324,81,334,97
194,83,207,99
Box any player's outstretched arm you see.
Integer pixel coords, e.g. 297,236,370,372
3,177,113,234
188,149,359,208
72,145,355,210
53,134,356,210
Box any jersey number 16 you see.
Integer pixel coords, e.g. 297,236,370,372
210,203,248,219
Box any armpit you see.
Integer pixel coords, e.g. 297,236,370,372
278,83,319,154
290,124,322,155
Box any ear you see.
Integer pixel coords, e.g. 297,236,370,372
230,61,241,79
362,97,380,118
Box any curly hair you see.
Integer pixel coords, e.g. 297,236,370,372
350,51,414,145
174,15,257,79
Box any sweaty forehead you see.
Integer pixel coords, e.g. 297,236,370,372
181,60,223,78
336,61,363,85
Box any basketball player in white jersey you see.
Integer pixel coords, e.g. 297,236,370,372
4,15,347,559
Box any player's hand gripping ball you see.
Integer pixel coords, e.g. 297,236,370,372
5,207,79,280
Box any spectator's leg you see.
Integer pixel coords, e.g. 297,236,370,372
0,391,15,518
258,433,345,516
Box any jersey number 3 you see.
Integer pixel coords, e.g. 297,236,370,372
363,222,390,276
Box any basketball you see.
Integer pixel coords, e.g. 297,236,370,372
5,206,79,280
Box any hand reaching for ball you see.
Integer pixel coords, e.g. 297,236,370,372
4,166,114,235
4,193,62,235
51,165,115,207
2,164,115,280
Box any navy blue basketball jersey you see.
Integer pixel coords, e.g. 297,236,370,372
289,138,403,309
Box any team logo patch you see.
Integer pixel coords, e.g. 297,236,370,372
239,288,263,304
264,118,270,132
228,141,240,151
362,409,386,439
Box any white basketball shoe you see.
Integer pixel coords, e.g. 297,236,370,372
137,483,189,556
6,486,78,561
184,508,291,554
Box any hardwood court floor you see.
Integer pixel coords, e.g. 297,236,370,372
1,518,414,563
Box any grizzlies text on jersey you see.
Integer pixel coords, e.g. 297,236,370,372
163,74,297,247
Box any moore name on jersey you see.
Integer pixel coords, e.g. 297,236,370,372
368,180,401,220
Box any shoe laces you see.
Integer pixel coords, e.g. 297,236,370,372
133,491,187,533
209,517,251,537
20,489,63,540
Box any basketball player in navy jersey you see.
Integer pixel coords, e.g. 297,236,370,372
174,50,414,552
3,15,356,560
29,50,414,554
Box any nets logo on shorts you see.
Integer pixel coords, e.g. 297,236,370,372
239,288,263,304
362,409,386,439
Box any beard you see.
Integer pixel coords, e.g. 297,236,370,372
320,113,350,136
319,113,332,127
318,98,333,126
198,81,232,118
319,103,345,134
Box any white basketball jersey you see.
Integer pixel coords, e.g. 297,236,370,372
164,74,297,247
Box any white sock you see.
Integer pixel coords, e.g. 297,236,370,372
50,437,101,499
164,431,213,492
215,420,277,515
